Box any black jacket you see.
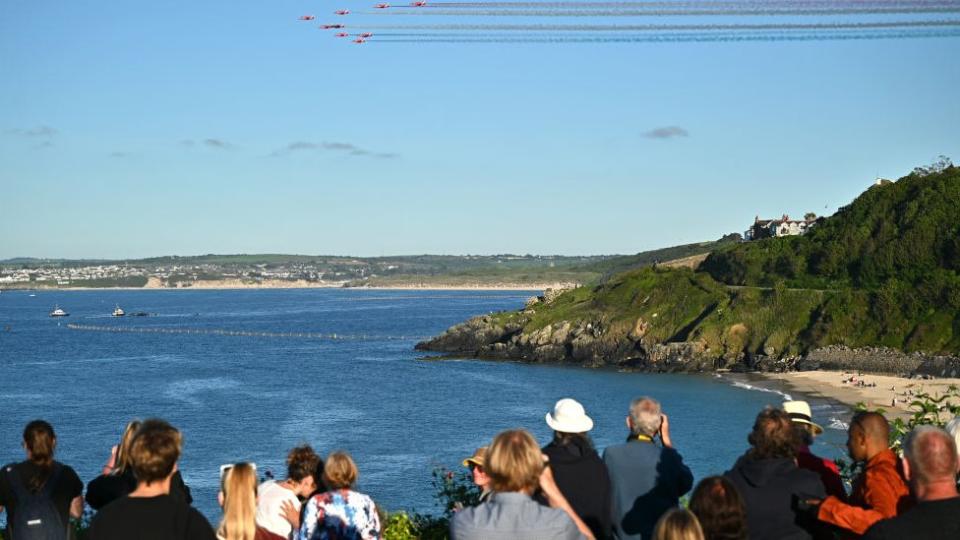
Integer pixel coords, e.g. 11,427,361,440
725,455,826,540
543,438,612,539
86,469,193,510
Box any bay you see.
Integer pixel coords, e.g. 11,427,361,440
0,288,849,522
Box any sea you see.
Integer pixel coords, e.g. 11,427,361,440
0,288,851,523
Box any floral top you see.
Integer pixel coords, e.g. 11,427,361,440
297,489,381,540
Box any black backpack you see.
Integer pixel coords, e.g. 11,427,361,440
6,463,68,540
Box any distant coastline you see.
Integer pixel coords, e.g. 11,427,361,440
2,279,566,292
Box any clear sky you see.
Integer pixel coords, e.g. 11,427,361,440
2,1,958,259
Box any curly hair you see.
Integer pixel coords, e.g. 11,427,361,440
747,408,798,460
689,476,748,540
286,445,321,483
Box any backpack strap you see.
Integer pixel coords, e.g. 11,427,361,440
41,463,63,497
6,466,29,502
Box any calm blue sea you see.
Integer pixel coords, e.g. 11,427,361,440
0,288,850,522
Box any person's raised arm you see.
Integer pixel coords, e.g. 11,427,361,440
659,413,673,449
539,463,593,539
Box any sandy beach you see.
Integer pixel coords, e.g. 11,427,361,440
763,370,960,420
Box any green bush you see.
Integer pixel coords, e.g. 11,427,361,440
837,386,960,485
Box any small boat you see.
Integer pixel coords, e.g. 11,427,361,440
112,305,126,317
49,305,69,317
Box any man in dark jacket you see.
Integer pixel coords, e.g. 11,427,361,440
603,396,693,540
725,408,827,540
542,398,612,539
864,426,960,540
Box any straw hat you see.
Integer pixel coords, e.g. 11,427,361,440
462,446,487,468
783,400,823,435
545,398,594,433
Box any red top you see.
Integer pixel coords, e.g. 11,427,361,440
797,446,847,501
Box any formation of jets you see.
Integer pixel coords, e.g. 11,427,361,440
309,3,428,44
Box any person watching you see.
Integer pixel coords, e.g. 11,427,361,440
86,419,193,510
0,420,83,540
297,451,380,540
451,428,593,540
652,508,704,540
724,408,826,540
863,426,960,540
257,445,321,537
462,446,492,504
541,398,611,539
87,418,215,540
218,463,279,540
688,476,748,540
783,401,846,500
603,397,693,540
808,412,911,538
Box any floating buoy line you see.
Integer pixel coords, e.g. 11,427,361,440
66,323,425,341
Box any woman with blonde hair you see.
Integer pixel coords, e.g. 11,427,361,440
86,419,192,509
450,428,594,540
218,462,280,540
653,509,705,540
297,451,381,540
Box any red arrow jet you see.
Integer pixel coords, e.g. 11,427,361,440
335,10,350,15
321,24,345,29
299,15,316,21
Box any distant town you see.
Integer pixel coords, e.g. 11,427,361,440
4,178,898,290
0,254,613,289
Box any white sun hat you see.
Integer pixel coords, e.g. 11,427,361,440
783,400,824,435
546,398,595,433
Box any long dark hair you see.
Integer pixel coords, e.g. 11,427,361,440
552,431,594,450
23,420,56,492
689,476,748,540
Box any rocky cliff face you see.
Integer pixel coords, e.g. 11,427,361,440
416,314,960,376
416,312,725,372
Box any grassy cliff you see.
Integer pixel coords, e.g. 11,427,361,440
420,165,960,365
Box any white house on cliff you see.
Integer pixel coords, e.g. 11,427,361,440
744,214,817,241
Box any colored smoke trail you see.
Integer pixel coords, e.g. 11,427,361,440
374,7,960,16
426,1,960,7
371,28,960,42
361,19,960,31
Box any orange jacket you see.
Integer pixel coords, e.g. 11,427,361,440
818,449,912,537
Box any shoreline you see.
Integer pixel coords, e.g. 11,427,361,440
758,370,960,420
2,283,558,292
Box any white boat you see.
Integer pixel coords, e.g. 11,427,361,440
49,305,69,317
112,305,125,317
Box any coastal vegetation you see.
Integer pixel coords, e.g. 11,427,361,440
418,163,960,368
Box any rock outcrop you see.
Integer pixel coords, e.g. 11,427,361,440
416,316,960,375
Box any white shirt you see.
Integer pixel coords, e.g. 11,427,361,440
256,479,301,539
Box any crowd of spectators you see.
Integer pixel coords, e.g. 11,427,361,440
1,397,959,540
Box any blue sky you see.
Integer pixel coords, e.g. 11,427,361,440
1,1,958,259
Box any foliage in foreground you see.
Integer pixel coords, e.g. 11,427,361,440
837,385,960,485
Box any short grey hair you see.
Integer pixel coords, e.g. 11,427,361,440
903,425,959,486
629,397,662,437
